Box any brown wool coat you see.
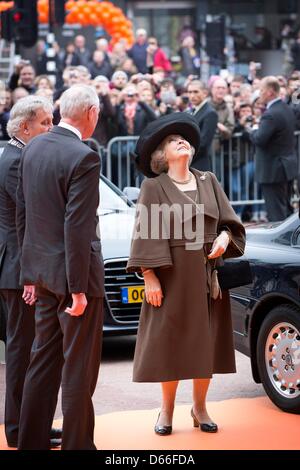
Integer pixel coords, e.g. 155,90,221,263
127,168,246,382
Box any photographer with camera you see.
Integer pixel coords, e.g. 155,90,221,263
158,78,178,116
92,76,116,149
112,84,157,187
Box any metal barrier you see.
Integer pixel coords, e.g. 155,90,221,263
83,137,105,157
1,131,299,210
106,136,139,189
211,132,265,209
105,132,300,212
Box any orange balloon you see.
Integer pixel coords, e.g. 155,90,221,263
83,5,91,15
38,3,47,14
111,16,122,27
101,1,112,8
65,1,75,11
39,12,48,23
101,12,110,23
89,13,98,27
77,12,85,24
113,32,122,40
65,12,75,24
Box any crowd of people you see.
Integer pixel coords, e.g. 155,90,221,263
0,28,300,223
0,25,300,451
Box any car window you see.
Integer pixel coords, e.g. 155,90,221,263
99,178,132,213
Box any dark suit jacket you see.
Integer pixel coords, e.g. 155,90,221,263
250,100,297,184
0,141,24,289
16,126,104,297
190,102,218,172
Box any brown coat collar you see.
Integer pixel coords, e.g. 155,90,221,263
156,169,219,222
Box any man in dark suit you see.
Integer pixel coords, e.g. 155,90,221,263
16,85,105,450
0,96,57,448
250,76,297,221
187,80,218,171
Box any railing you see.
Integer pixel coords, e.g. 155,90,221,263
1,131,299,209
104,132,300,210
106,136,139,190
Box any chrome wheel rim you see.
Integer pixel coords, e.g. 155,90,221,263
265,322,300,399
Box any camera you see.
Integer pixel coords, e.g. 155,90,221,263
181,96,189,104
161,90,177,106
254,62,262,70
245,115,254,123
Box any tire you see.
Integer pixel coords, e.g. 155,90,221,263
257,304,300,414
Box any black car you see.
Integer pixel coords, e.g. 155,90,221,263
232,211,300,414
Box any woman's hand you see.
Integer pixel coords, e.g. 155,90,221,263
207,231,230,260
143,271,164,307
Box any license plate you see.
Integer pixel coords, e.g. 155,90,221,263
121,286,145,304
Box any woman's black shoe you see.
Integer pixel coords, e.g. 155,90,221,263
154,412,172,436
191,408,218,433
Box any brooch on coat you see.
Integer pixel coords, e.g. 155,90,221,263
200,173,207,181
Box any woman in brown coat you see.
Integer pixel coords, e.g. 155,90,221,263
127,113,245,435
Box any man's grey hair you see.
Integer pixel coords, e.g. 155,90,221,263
93,75,109,84
60,85,99,120
150,140,195,175
111,70,128,82
6,95,53,138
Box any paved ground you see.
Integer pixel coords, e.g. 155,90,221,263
0,335,264,423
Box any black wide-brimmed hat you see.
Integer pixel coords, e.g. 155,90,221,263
133,112,200,178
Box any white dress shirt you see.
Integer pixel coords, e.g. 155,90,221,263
58,121,82,140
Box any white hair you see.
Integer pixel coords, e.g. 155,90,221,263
136,28,147,37
6,95,53,138
60,85,99,120
93,75,109,84
111,70,128,82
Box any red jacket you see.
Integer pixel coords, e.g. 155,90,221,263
153,48,172,72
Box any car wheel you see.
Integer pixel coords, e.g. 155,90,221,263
257,304,300,414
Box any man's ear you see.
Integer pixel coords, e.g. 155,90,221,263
20,120,29,135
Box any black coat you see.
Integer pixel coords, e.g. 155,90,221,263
0,140,24,289
190,102,218,171
250,100,297,184
88,61,113,79
16,126,104,297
